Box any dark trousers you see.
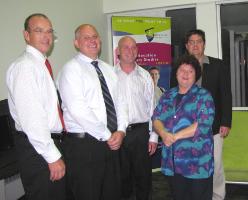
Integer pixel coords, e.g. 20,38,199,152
14,133,66,200
120,122,151,200
63,133,121,200
168,173,213,200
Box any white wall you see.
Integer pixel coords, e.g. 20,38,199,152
0,0,107,100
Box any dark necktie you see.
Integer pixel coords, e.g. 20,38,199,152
91,61,117,132
45,59,66,131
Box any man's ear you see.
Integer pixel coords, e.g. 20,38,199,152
116,47,120,56
23,30,29,43
185,43,189,51
74,39,79,50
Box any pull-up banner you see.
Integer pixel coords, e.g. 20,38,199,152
111,16,171,90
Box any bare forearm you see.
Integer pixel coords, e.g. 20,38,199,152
153,119,174,147
174,122,198,141
153,119,168,137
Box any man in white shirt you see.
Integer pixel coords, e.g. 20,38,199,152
115,36,158,200
58,24,128,200
6,13,66,200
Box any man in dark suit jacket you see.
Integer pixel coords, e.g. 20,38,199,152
170,29,232,200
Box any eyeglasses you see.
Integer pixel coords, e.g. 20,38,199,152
28,28,55,35
188,39,204,46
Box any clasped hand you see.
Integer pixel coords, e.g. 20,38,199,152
161,132,177,147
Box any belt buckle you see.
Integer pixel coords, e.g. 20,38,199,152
78,132,86,138
127,124,133,131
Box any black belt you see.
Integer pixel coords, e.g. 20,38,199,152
51,133,64,140
65,132,86,138
65,132,105,141
65,133,108,142
127,122,149,131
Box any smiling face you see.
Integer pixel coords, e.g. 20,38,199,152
23,16,53,55
117,36,138,65
176,63,196,93
74,25,101,60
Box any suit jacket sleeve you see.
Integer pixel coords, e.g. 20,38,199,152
219,59,232,128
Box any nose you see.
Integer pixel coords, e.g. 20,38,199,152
183,70,189,75
89,37,95,42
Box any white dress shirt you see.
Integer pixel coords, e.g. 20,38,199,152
57,53,128,141
115,63,158,143
6,45,62,163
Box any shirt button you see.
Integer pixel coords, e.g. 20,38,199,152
174,115,177,119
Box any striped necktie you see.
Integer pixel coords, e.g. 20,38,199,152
91,61,117,133
45,59,66,131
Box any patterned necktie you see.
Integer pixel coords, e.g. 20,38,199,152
45,59,66,131
91,61,117,133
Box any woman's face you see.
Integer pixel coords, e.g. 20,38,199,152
176,63,196,93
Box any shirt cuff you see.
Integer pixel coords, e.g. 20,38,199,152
101,128,112,141
149,131,158,143
42,142,62,163
117,124,127,136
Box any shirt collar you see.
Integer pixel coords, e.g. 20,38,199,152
203,55,209,64
77,52,99,64
115,62,140,75
26,45,47,63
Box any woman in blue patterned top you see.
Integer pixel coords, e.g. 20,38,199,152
152,54,215,200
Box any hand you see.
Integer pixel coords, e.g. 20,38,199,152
148,142,157,156
107,131,125,150
48,158,65,181
161,132,175,147
219,126,230,138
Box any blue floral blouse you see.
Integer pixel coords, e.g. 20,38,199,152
152,84,215,179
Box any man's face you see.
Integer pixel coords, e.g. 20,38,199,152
118,37,138,65
23,16,53,55
74,25,101,60
149,69,160,85
185,34,205,58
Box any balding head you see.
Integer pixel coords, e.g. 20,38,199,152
117,36,138,66
74,24,101,60
74,24,98,40
118,36,137,48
